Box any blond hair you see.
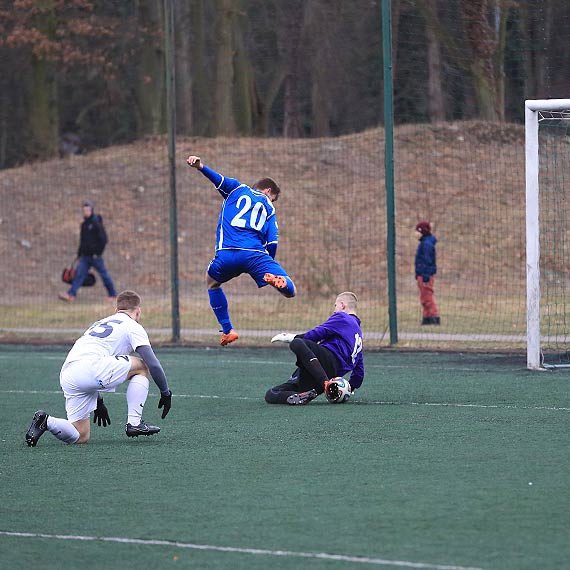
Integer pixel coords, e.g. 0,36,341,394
116,290,141,312
337,291,358,311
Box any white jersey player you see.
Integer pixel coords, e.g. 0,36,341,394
26,290,172,447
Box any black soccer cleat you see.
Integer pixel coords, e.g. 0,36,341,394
125,420,160,438
26,410,48,447
287,389,318,406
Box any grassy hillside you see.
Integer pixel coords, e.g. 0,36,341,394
0,122,530,346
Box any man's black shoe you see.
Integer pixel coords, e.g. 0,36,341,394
125,420,160,438
287,389,318,406
26,410,48,447
432,316,441,325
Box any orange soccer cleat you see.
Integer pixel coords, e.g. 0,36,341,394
220,329,239,346
263,273,287,290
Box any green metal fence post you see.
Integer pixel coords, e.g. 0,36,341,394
382,0,398,344
164,0,180,342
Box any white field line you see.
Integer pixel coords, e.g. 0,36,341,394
0,530,485,570
2,389,569,411
0,353,517,373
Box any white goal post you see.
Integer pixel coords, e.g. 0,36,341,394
525,99,570,369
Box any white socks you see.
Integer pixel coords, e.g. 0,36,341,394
126,374,149,426
46,416,80,444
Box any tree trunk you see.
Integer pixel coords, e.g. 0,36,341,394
425,0,445,122
174,0,193,134
27,0,58,159
494,0,509,121
308,0,331,137
523,0,551,98
257,62,286,136
213,0,236,135
233,5,254,135
391,0,402,79
136,0,166,135
463,0,501,121
187,0,209,135
283,2,304,138
28,55,59,159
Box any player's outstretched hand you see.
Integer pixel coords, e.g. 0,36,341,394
271,333,295,344
93,396,111,427
158,391,172,419
186,155,201,169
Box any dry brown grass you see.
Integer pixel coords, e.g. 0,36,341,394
0,121,531,347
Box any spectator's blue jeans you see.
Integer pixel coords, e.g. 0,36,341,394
68,255,117,297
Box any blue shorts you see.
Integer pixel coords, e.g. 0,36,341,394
207,249,291,287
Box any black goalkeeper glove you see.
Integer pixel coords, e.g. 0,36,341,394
158,391,172,419
93,396,111,427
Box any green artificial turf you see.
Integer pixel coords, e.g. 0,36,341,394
1,347,568,570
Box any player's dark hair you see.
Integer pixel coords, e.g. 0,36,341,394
116,290,141,311
253,177,280,199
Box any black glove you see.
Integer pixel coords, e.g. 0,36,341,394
93,396,111,427
158,391,172,419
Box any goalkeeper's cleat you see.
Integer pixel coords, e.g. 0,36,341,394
263,273,288,290
287,389,318,406
220,329,239,346
26,410,49,447
125,420,160,438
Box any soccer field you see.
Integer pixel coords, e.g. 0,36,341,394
1,346,569,570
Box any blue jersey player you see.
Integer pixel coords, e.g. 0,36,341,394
187,155,296,346
265,291,364,405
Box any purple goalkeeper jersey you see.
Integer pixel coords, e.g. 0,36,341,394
303,311,364,389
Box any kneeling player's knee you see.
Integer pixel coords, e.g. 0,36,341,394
289,337,305,354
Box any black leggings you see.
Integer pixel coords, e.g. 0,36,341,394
265,338,338,404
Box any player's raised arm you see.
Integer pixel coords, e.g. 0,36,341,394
135,345,172,419
186,155,202,169
186,154,241,197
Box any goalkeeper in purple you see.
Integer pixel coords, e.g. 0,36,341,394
186,155,296,346
265,291,364,405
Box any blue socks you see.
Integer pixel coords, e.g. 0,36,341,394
208,288,233,333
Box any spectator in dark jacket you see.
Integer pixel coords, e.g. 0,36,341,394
59,201,117,302
415,221,440,325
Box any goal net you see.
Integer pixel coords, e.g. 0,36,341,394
526,99,570,369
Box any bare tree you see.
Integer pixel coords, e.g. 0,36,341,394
27,0,59,159
175,0,193,134
213,0,236,135
463,0,504,121
136,0,166,134
282,1,305,137
425,0,445,122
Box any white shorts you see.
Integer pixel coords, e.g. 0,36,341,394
60,355,132,422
